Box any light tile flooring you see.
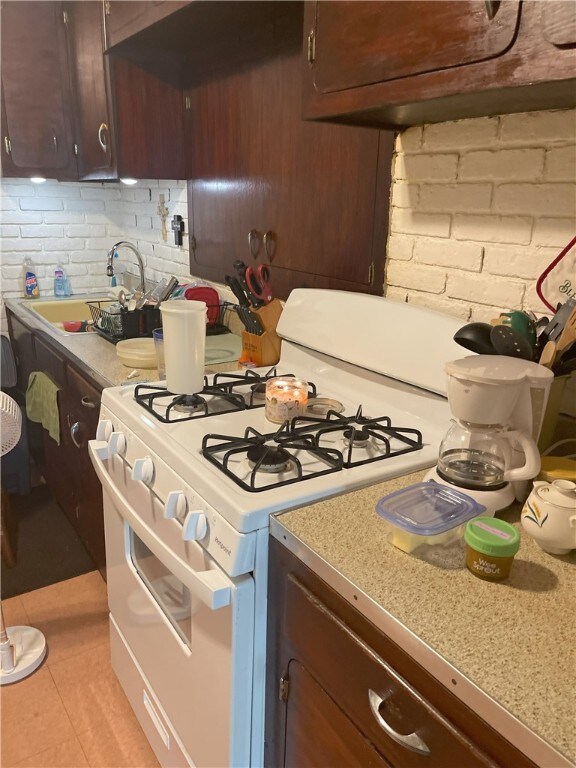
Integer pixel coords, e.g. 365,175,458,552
1,572,160,768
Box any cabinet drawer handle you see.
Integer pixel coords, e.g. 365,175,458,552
81,396,99,409
368,689,430,755
70,421,82,448
98,122,109,152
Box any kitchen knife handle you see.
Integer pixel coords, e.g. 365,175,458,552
225,274,249,307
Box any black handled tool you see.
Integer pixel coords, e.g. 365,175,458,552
225,274,250,307
233,260,263,308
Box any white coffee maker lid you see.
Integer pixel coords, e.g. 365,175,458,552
445,355,554,385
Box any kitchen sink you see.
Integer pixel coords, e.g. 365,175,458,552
23,296,111,335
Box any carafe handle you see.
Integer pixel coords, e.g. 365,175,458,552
503,429,541,482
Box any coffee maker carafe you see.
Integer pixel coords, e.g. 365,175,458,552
426,356,554,515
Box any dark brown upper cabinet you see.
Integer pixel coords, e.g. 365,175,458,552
66,0,186,181
1,1,77,179
1,0,185,182
303,1,576,128
103,0,192,49
185,6,393,300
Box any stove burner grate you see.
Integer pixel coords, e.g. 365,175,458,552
202,424,342,492
133,383,247,423
287,406,424,468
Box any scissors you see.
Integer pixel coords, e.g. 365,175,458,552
245,264,274,305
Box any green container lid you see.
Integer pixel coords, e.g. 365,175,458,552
464,517,520,558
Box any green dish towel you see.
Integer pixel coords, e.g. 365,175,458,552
26,371,60,445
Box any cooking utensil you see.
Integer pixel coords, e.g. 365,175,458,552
539,340,557,369
233,260,263,308
540,297,576,344
453,322,496,354
238,306,263,335
555,308,576,359
245,264,273,305
225,274,250,307
490,325,534,360
499,311,537,348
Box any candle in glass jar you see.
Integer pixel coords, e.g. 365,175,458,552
265,376,308,424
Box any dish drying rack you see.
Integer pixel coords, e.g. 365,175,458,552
87,300,233,343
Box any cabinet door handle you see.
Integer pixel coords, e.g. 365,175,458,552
368,689,430,755
81,396,99,409
52,133,58,153
70,421,82,448
98,122,109,152
263,230,276,263
248,229,261,259
484,0,500,19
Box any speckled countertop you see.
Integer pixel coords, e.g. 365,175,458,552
272,471,576,767
6,296,241,387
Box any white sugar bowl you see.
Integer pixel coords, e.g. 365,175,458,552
521,480,576,555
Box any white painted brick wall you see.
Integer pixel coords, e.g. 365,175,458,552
386,107,576,417
0,179,191,309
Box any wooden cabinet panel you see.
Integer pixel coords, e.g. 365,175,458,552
104,0,191,50
266,537,538,768
6,311,106,577
65,0,116,180
66,365,105,576
111,56,185,180
302,1,576,128
5,312,36,394
1,1,77,178
285,660,392,768
311,1,521,94
187,24,391,299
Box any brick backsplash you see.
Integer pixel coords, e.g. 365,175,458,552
387,107,576,417
1,179,190,305
386,107,576,323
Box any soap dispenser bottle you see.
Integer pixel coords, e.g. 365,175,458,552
22,257,40,299
54,262,70,297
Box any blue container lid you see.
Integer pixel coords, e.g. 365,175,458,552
376,481,486,536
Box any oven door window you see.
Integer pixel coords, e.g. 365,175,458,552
129,529,194,648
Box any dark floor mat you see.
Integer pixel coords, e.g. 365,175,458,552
1,484,96,599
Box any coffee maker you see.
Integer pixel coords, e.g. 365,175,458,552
426,356,554,515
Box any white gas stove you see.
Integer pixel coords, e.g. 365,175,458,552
89,289,465,768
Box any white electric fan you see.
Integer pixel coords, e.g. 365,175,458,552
0,391,47,684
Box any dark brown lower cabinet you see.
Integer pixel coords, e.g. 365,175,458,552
285,660,392,768
266,537,537,768
6,308,106,578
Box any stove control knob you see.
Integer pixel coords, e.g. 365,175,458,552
108,431,126,456
182,509,208,541
164,491,188,520
96,419,113,442
132,456,154,485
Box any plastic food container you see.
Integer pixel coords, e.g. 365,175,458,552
116,338,158,369
464,517,520,581
375,482,486,554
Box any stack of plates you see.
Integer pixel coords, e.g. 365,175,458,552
116,338,157,369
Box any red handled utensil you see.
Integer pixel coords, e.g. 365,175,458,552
245,264,273,305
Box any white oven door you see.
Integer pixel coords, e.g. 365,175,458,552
90,442,255,768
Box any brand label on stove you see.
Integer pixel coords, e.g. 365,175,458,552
215,536,232,557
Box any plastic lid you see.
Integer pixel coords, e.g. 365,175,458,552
375,482,485,535
464,517,520,557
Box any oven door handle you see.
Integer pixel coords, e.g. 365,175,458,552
88,440,232,611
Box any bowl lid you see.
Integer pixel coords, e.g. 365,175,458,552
375,481,485,535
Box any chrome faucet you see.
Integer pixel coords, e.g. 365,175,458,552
106,240,146,294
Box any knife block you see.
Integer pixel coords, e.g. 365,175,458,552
240,299,283,366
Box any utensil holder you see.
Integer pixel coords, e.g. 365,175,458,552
240,298,283,366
